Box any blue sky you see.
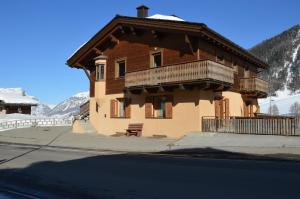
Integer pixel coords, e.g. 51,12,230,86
0,0,299,104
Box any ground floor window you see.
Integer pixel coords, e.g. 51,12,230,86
110,98,130,118
145,95,173,119
215,98,229,119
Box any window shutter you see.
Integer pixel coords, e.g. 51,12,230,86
125,98,131,118
215,100,220,118
110,99,117,118
145,96,153,118
165,95,173,119
225,98,229,119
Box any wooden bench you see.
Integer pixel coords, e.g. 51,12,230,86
125,123,143,137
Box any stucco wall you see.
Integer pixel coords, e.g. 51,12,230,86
88,84,219,138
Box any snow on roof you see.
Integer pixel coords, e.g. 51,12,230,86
0,88,38,105
147,14,185,22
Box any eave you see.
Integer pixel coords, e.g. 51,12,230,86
67,15,269,69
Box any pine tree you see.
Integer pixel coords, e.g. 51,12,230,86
289,102,300,115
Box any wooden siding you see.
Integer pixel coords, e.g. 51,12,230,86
102,32,197,94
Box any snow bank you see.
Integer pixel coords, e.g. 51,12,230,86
0,88,38,105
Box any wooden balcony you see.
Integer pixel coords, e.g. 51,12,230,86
240,77,268,97
125,60,234,90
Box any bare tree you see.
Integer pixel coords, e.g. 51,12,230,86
289,102,300,115
268,104,279,115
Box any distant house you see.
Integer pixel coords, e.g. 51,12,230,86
67,5,269,138
0,88,38,115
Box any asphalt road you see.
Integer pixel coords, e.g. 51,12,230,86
1,144,300,199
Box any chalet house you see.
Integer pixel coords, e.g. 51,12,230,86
67,6,268,138
0,88,38,115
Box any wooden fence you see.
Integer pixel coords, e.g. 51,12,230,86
202,116,298,136
0,118,72,131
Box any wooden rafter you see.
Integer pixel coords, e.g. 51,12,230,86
77,63,92,81
130,26,136,35
110,34,119,44
185,34,195,54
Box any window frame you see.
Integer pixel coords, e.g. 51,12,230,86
110,98,131,119
115,58,126,79
150,50,163,68
145,95,172,119
96,64,105,81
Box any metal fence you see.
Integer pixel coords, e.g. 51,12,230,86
0,118,72,131
202,116,298,136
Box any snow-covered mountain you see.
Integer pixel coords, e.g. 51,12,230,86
31,103,53,117
47,91,89,118
250,24,300,94
250,24,300,114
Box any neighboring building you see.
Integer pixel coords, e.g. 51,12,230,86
67,6,269,138
0,88,38,115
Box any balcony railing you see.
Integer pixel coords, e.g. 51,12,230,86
125,60,234,88
240,77,268,94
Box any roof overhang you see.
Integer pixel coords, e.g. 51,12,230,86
67,16,269,69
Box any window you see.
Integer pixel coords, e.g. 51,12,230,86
96,64,105,80
110,98,130,118
17,107,22,113
151,52,162,68
115,60,126,78
145,95,172,119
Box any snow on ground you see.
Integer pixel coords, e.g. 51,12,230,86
147,14,184,21
0,113,44,122
259,88,300,114
0,88,38,105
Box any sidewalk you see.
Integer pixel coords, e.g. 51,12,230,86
0,127,174,152
1,127,300,157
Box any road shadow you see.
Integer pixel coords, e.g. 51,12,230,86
1,147,300,199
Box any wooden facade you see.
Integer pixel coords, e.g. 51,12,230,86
67,14,268,99
67,6,270,137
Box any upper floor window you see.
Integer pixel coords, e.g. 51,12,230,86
115,59,126,78
216,55,225,64
96,64,105,80
151,52,162,68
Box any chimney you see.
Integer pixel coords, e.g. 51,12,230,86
136,5,149,18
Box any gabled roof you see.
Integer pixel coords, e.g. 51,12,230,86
67,15,269,69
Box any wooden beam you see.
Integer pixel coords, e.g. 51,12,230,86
130,26,136,35
93,47,102,54
118,26,125,34
80,65,92,81
185,34,194,54
110,34,119,44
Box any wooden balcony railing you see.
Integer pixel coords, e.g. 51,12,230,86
125,60,234,88
240,77,268,94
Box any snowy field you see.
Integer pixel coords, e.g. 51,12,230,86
259,89,300,114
